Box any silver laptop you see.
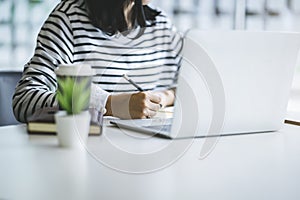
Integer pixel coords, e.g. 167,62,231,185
111,30,300,139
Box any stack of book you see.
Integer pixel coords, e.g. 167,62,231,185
27,107,102,135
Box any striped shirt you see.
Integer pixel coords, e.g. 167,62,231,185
12,0,183,122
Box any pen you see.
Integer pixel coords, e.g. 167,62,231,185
122,74,163,109
122,74,144,92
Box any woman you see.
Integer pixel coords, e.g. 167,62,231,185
12,0,182,122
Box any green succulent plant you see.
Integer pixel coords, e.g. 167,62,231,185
56,76,91,115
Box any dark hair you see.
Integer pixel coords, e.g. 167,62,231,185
85,0,161,35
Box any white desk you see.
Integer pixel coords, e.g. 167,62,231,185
1,123,300,200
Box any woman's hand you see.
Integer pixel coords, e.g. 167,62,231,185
105,91,162,119
152,89,175,108
105,89,175,119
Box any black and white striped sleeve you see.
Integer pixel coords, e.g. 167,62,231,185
12,9,74,122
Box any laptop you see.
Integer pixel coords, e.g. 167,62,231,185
111,30,300,139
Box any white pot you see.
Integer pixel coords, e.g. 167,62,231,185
55,111,91,148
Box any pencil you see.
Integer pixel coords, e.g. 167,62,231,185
122,74,144,92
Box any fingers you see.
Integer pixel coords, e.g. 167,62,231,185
128,92,162,119
143,92,162,113
142,92,163,118
146,99,161,112
142,108,157,119
146,91,161,104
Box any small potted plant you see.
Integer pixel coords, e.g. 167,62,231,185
55,64,94,148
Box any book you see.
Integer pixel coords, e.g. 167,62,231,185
27,107,102,135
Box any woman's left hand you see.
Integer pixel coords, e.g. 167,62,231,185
152,89,175,108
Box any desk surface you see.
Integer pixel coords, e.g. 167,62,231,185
1,124,300,200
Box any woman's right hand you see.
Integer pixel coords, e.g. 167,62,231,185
105,92,162,119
